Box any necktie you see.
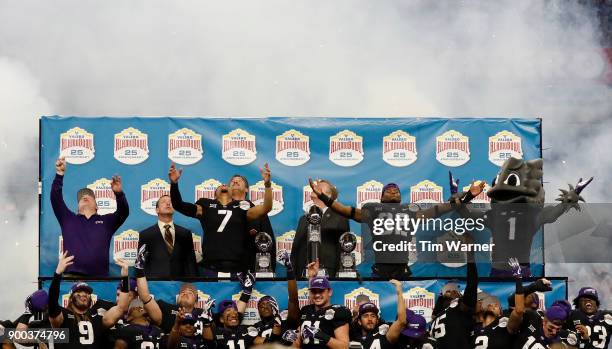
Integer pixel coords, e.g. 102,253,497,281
164,224,173,254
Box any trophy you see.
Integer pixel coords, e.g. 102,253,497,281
255,232,274,278
304,205,328,277
336,232,358,278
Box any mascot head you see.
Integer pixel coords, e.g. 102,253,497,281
487,157,544,205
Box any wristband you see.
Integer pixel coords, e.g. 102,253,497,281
135,268,146,279
143,296,153,305
120,276,129,293
239,292,251,303
317,193,334,207
515,279,524,295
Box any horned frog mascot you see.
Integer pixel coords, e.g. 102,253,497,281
451,157,592,277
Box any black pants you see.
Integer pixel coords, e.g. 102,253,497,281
371,263,412,280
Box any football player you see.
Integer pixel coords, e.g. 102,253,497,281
169,162,273,274
113,298,163,349
252,295,284,343
350,279,407,349
204,299,265,349
565,287,611,349
396,310,438,349
48,252,130,348
513,305,581,349
165,308,214,349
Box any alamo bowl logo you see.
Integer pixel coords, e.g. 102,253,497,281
168,128,203,165
195,178,223,201
249,180,284,216
87,178,117,215
62,293,98,309
303,185,313,213
114,127,149,165
113,230,139,266
222,129,257,166
405,287,435,322
329,130,364,167
276,230,295,263
488,130,523,166
298,287,311,309
141,178,170,216
382,130,418,167
410,180,443,206
356,180,383,209
435,130,470,167
232,289,265,325
276,129,310,166
344,288,380,313
59,127,95,164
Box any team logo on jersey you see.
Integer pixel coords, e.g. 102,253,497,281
344,288,380,312
62,293,98,308
59,127,95,164
114,127,149,165
405,287,435,322
329,130,364,167
298,288,311,309
435,130,470,167
232,289,265,325
436,231,469,268
410,180,443,205
276,129,310,166
488,130,523,166
302,185,313,212
86,178,117,215
249,180,284,216
382,130,418,167
356,180,384,209
168,128,203,165
113,229,139,266
276,230,295,263
195,178,222,201
222,129,257,166
140,178,170,216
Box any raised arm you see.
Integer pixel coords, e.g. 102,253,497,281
49,251,74,328
460,252,478,313
279,251,300,327
386,279,408,344
247,163,273,221
507,258,526,334
237,271,255,314
50,157,73,223
166,307,186,349
103,259,130,328
134,245,163,326
109,175,129,229
168,162,203,218
418,181,485,219
309,178,363,222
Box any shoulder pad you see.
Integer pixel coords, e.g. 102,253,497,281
378,323,390,335
247,326,258,337
604,313,612,325
498,317,509,328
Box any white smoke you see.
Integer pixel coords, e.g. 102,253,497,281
0,0,610,318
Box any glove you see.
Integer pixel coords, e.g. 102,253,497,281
282,329,298,344
24,295,33,314
531,279,552,293
238,271,255,296
574,177,593,195
134,244,148,276
200,297,216,325
449,171,459,195
508,257,522,279
302,325,331,344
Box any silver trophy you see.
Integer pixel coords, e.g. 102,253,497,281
336,232,357,278
255,232,274,278
304,205,328,277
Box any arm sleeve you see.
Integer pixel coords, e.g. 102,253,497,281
170,182,200,218
111,191,130,231
48,273,62,318
462,262,478,310
50,174,73,225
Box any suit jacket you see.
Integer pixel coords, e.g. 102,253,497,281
290,208,350,278
138,223,199,278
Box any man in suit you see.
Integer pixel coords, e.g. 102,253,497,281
138,195,199,278
291,179,349,278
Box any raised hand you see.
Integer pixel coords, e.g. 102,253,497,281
308,178,323,196
574,177,593,195
111,175,123,193
307,259,320,279
449,171,459,195
168,162,183,183
508,257,522,278
134,244,148,271
533,278,552,292
200,297,216,324
389,279,402,292
470,181,486,197
56,251,74,274
237,271,256,295
55,157,66,176
282,329,298,343
260,163,271,184
115,258,129,277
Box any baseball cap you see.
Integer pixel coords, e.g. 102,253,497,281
71,282,93,294
545,306,568,323
309,276,331,290
358,302,379,317
77,188,96,202
218,300,237,314
401,310,427,339
572,287,600,306
29,290,49,312
551,299,572,317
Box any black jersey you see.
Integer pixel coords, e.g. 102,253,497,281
55,308,106,349
115,323,163,349
429,299,474,349
158,301,205,335
514,310,581,349
396,335,439,349
299,304,352,349
352,323,395,349
566,310,612,349
472,317,515,349
253,317,291,344
214,325,259,349
361,203,415,264
162,334,212,349
171,182,251,271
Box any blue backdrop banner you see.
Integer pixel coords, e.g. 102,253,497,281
40,116,543,277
